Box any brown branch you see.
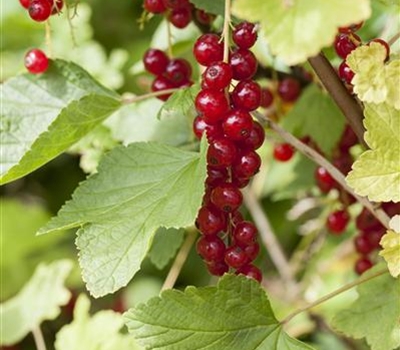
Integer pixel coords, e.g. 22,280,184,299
253,111,391,229
308,53,367,148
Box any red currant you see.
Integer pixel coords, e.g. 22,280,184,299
236,265,262,282
222,109,253,141
229,49,258,81
232,22,257,49
195,9,215,25
231,80,261,111
195,90,229,124
202,62,232,91
260,87,274,108
144,0,166,13
206,166,229,187
168,7,192,29
19,0,30,9
240,121,265,150
354,234,374,255
143,49,169,76
225,246,250,268
356,208,382,233
162,0,189,9
164,58,192,86
151,75,175,101
243,242,260,261
315,166,336,193
338,125,358,153
233,221,258,246
273,143,294,162
196,205,227,236
207,138,237,168
232,150,261,179
206,261,229,276
193,34,223,66
192,116,222,140
24,49,49,74
197,236,226,262
211,184,243,213
338,61,355,84
277,78,301,102
355,257,373,275
334,33,361,59
326,210,350,234
28,0,52,22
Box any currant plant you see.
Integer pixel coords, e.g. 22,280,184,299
1,0,400,350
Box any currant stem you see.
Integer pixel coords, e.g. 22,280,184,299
388,31,400,46
281,268,388,325
121,88,181,104
308,53,367,148
222,0,232,63
166,20,174,58
45,21,53,57
32,326,47,350
161,229,198,291
243,187,300,297
253,110,391,229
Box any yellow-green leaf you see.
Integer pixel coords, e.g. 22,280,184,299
379,216,400,278
232,0,371,65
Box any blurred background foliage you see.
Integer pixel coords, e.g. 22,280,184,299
0,1,398,349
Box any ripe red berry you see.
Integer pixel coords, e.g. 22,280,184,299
273,143,294,162
193,34,223,66
355,257,373,275
222,109,253,141
232,150,261,179
369,38,390,61
143,49,169,76
233,221,258,246
354,234,374,255
164,58,192,86
338,125,358,153
192,116,222,141
240,121,265,150
28,0,52,22
202,62,232,91
277,78,301,102
206,261,229,276
206,166,229,187
162,0,189,9
225,246,250,268
326,210,350,234
195,90,229,124
197,236,226,262
334,33,361,59
24,49,49,74
20,0,31,9
229,49,258,81
195,9,215,25
333,152,353,175
144,0,167,13
260,87,274,108
168,7,192,29
356,208,382,233
211,184,243,213
232,22,257,49
231,80,261,111
196,206,227,236
207,138,237,168
243,242,260,262
236,264,262,282
151,75,175,101
315,166,336,193
338,61,355,84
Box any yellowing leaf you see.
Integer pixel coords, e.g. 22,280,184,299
380,216,400,278
232,0,371,65
346,103,400,202
347,43,400,109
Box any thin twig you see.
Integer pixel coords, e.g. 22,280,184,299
388,31,400,46
281,268,388,324
308,53,367,148
166,20,173,58
161,229,198,291
242,187,300,296
253,110,391,229
45,21,53,57
121,88,181,105
32,327,47,350
222,0,231,63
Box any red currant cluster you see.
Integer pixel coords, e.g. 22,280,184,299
335,22,391,91
143,48,193,101
19,0,63,22
191,22,265,283
144,0,214,29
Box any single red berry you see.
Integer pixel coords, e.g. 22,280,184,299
236,265,262,282
332,152,353,175
206,166,229,187
243,242,260,262
232,22,257,49
334,33,361,59
211,184,243,213
192,116,222,141
382,202,400,216
229,49,258,81
197,236,226,262
193,34,224,66
273,143,294,162
277,78,301,102
202,62,232,91
338,22,363,33
260,87,274,108
355,257,373,275
196,205,227,236
195,9,215,25
338,125,358,153
144,0,167,13
164,58,192,86
354,234,374,255
195,90,229,124
222,109,253,141
19,0,31,9
162,0,189,9
231,176,250,189
326,210,350,234
369,38,390,61
338,61,355,84
365,226,386,249
207,138,237,168
151,75,175,101
232,211,244,225
240,121,265,150
315,166,336,193
225,246,250,268
24,49,49,74
168,7,192,29
143,49,169,76
206,261,229,276
356,208,382,233
231,80,261,111
232,150,261,179
28,0,52,22
233,221,258,246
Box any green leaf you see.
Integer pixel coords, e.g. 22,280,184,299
188,0,225,17
125,274,314,350
0,260,73,346
38,141,208,297
0,59,121,184
346,103,400,202
282,85,346,155
147,228,185,269
332,266,400,350
231,0,371,65
55,294,141,350
379,230,400,278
